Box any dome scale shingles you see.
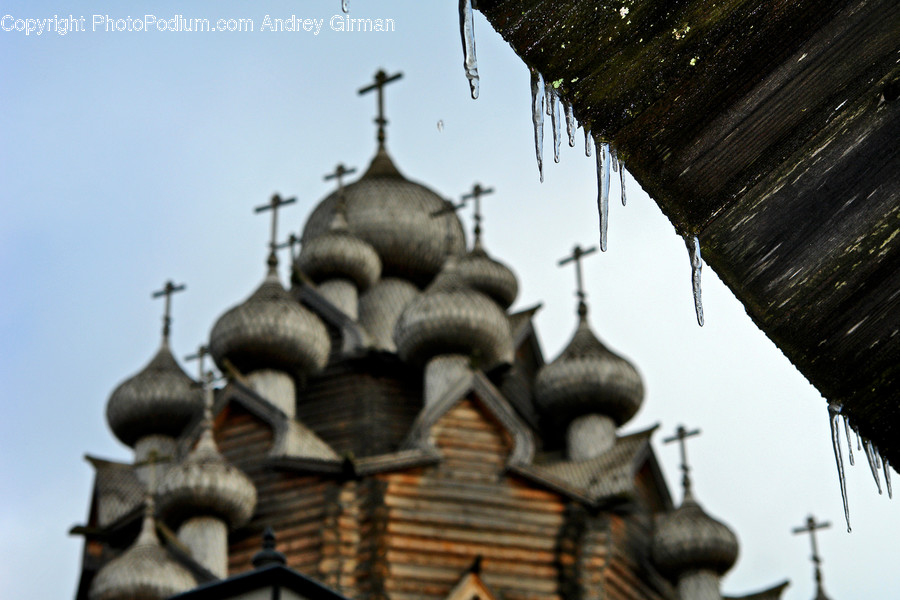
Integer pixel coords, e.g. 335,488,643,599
652,494,740,578
89,501,195,600
394,261,513,369
209,267,330,376
106,344,203,448
534,309,644,429
157,420,257,528
301,147,465,287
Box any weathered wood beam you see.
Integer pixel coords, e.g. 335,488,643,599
478,0,900,465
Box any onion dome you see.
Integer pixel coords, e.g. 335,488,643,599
301,147,466,287
457,242,518,309
296,206,382,291
157,414,257,528
106,344,203,448
652,493,739,578
209,265,330,375
534,305,644,428
89,500,196,600
394,259,513,368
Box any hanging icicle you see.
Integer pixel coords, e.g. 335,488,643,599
549,88,561,163
844,416,855,466
459,0,479,99
342,0,349,14
565,103,576,147
595,139,611,251
530,68,545,183
584,128,592,157
683,235,704,326
827,402,851,532
619,159,627,206
885,458,893,499
865,440,883,495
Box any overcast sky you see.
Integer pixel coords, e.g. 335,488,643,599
1,1,897,598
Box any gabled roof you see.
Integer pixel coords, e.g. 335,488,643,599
725,580,791,600
514,427,663,508
401,368,536,468
170,563,352,600
83,455,145,528
179,380,341,467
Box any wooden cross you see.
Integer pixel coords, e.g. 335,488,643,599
184,344,210,383
663,424,702,496
324,163,357,191
430,198,466,259
325,163,357,220
461,182,495,246
275,233,300,263
792,514,831,590
255,193,297,266
151,280,186,342
358,69,403,146
558,244,598,314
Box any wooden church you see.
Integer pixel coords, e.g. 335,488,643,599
72,72,789,600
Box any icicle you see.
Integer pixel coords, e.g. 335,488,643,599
565,103,576,147
549,88,561,163
610,146,618,172
884,458,893,499
843,416,855,466
827,402,851,532
584,128,592,157
437,120,444,132
595,139,610,251
865,440,883,495
459,0,479,99
530,68,545,182
619,161,627,206
683,235,704,326
342,0,349,13
856,429,862,451
875,445,882,469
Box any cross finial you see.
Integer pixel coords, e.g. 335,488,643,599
431,198,466,260
151,280,186,343
358,69,403,147
325,163,357,225
275,233,301,262
558,245,598,317
255,193,297,268
792,514,831,597
461,183,495,248
185,345,210,384
663,424,702,501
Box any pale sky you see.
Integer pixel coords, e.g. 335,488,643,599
1,1,896,598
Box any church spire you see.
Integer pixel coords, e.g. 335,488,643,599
358,69,403,148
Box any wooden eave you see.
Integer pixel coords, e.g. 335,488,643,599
477,0,900,464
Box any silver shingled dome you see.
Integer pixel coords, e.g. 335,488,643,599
394,260,513,368
157,424,257,528
457,243,518,309
106,345,203,448
209,267,330,376
89,504,196,600
296,227,382,291
534,311,644,428
652,494,739,577
301,147,465,287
